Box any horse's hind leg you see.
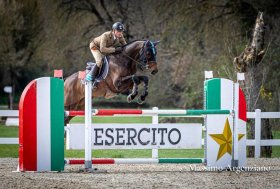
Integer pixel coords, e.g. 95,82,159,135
127,76,140,103
137,76,149,104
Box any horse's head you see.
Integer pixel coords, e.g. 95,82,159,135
139,40,159,75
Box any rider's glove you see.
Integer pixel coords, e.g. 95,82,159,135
115,47,123,54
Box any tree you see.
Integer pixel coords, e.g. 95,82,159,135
0,0,43,95
234,12,279,157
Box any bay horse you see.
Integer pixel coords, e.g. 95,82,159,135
64,40,159,123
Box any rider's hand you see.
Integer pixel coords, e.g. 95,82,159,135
115,47,123,54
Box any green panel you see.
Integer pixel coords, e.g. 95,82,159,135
50,78,65,171
205,79,221,110
186,109,230,115
158,109,230,117
159,158,203,164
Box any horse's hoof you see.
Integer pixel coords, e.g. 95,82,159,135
127,95,132,103
137,97,145,104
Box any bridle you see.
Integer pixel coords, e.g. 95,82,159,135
123,40,157,71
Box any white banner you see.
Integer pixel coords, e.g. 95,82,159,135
66,123,202,150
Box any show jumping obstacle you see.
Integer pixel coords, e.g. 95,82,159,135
65,158,204,164
18,72,247,172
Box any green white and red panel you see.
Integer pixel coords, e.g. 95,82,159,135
205,78,246,168
19,77,64,172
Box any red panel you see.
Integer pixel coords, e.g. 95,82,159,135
239,88,247,122
68,159,84,164
68,111,85,116
19,80,37,171
96,109,142,116
92,159,115,164
54,70,63,78
68,109,143,116
78,71,86,79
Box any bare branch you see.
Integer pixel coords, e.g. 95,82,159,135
233,12,266,72
100,0,113,23
59,0,105,24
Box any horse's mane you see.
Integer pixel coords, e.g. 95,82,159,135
122,40,146,48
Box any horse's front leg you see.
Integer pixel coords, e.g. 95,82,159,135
127,76,140,103
137,76,149,104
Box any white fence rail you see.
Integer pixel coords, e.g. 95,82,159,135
1,109,280,158
0,138,18,144
246,109,280,158
0,110,18,117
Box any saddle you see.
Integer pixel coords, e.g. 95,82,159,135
86,56,109,83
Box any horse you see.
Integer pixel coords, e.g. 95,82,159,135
64,40,159,123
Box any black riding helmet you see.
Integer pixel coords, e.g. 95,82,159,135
112,22,125,32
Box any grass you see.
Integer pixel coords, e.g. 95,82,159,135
272,130,280,139
0,125,18,137
272,147,280,158
64,149,205,158
71,116,152,124
1,116,280,158
0,145,18,158
0,145,204,158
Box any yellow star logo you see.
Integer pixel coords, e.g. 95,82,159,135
209,118,245,161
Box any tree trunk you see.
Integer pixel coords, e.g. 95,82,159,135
234,12,272,157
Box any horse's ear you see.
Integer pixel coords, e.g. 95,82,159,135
153,41,160,46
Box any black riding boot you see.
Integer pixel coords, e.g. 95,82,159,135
86,66,100,81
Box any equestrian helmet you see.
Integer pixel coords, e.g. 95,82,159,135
112,22,125,32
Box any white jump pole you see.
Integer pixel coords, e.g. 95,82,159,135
204,71,213,166
152,107,159,159
84,80,92,169
232,73,245,167
232,82,239,167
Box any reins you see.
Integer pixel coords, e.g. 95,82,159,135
122,41,151,71
122,53,148,70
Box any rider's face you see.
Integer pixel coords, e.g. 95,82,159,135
113,30,123,38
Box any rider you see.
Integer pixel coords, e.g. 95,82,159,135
86,22,127,81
